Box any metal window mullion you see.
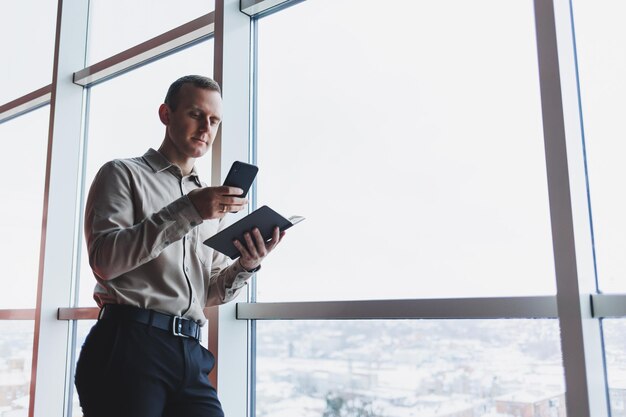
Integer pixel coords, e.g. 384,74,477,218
592,294,626,318
73,12,216,87
213,1,254,416
236,296,559,320
0,85,52,125
0,310,37,320
534,0,609,416
53,294,626,320
29,0,89,416
248,16,260,417
240,0,304,17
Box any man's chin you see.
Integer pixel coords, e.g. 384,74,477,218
189,141,211,156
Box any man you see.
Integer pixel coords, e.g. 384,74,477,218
75,75,284,417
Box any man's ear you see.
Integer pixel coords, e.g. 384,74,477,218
158,103,170,125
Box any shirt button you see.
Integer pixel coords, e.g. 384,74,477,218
185,266,190,272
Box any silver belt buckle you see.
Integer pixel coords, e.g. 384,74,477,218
172,316,190,338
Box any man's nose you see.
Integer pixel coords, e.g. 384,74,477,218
198,118,210,131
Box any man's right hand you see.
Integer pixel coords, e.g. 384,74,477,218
188,186,247,220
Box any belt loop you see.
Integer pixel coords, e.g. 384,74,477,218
147,309,154,335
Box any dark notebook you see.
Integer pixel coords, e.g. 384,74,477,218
203,205,304,259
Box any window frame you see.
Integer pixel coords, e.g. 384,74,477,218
0,0,620,416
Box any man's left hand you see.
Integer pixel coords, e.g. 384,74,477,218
234,226,285,271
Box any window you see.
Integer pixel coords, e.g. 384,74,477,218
0,321,34,417
0,1,57,103
0,1,618,416
570,0,626,293
255,0,554,302
0,106,49,308
86,0,215,65
601,320,626,415
256,320,565,417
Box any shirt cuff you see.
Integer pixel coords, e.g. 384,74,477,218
230,275,248,291
224,263,250,300
225,260,259,291
238,258,261,273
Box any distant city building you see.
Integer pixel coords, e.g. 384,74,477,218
495,390,565,417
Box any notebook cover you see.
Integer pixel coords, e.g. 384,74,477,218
203,205,295,259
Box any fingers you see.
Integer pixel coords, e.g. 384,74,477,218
249,228,285,254
232,239,250,259
245,230,265,258
189,187,248,219
234,227,285,269
236,229,267,259
220,195,247,214
216,186,244,196
267,227,283,251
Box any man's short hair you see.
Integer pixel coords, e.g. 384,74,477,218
164,75,221,111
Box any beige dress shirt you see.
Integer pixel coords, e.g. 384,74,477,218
84,148,253,324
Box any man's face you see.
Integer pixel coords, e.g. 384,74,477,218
163,83,223,160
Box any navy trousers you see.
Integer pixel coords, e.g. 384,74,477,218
75,316,224,417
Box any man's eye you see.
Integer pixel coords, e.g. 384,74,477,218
190,113,201,119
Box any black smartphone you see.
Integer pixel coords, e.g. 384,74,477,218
223,161,258,197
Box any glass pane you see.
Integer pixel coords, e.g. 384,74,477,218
255,0,554,301
0,1,57,103
602,320,626,415
571,1,626,293
87,0,214,65
256,320,565,417
0,321,34,416
0,107,49,308
77,41,214,306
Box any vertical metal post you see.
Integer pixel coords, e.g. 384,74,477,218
213,0,253,416
29,0,89,416
534,0,610,415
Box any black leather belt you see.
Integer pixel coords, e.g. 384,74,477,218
99,304,201,341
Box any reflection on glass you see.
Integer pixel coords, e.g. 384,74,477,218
0,321,34,417
601,320,626,416
256,320,565,417
87,0,214,64
0,107,49,308
77,41,214,306
0,1,57,103
255,0,554,302
571,1,626,293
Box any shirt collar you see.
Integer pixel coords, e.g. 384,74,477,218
143,148,202,185
143,148,173,173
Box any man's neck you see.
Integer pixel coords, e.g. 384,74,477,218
157,144,194,176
